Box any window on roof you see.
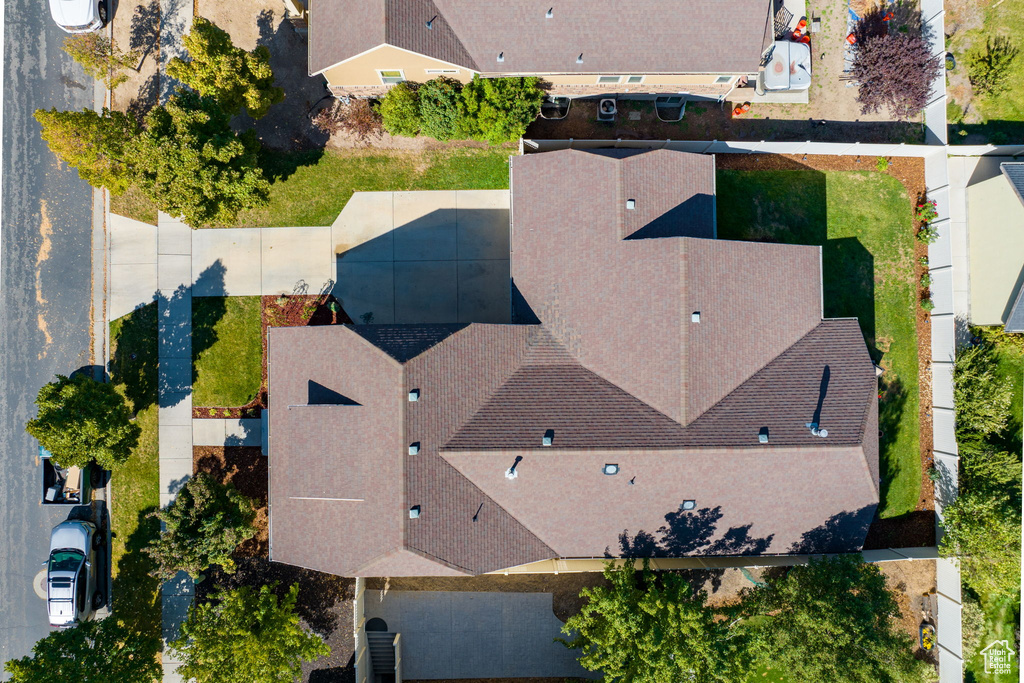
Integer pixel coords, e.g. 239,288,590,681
378,69,406,85
715,75,733,84
626,75,644,84
597,75,622,84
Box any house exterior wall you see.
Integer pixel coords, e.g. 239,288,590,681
967,167,1024,325
320,44,476,88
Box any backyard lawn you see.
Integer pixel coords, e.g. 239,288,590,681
108,303,161,644
192,296,263,408
112,147,514,227
716,169,921,519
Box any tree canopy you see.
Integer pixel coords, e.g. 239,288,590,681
167,16,284,120
34,108,137,195
459,76,544,144
145,472,257,579
377,81,421,137
62,33,139,88
26,374,140,469
172,584,329,683
4,617,160,683
560,560,748,683
940,490,1021,601
129,92,270,226
954,342,1014,438
740,555,932,683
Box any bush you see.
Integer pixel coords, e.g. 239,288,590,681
459,76,544,144
418,77,463,140
961,595,986,661
954,342,1014,437
940,490,1021,600
875,156,890,172
966,36,1019,95
62,33,139,88
917,225,939,243
920,272,932,288
915,199,938,223
26,374,140,469
144,472,256,579
312,99,382,141
947,99,965,124
377,82,421,136
921,295,935,311
850,19,942,119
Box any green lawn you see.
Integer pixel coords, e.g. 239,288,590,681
192,296,263,407
108,304,161,643
110,147,514,228
948,0,1024,143
716,170,920,518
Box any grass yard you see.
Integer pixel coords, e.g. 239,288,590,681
107,303,161,643
716,170,921,518
192,296,263,408
110,147,513,228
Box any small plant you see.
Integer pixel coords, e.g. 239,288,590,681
312,99,383,142
918,255,929,267
917,225,939,244
376,82,421,137
915,199,938,223
275,295,288,306
921,295,935,311
965,35,1019,95
875,156,890,172
947,99,964,125
927,465,942,482
920,272,932,288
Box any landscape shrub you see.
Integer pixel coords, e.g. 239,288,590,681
916,225,939,243
459,76,544,144
966,36,1019,95
914,198,938,223
953,342,1013,437
920,272,932,288
940,489,1021,601
961,595,986,661
312,99,382,141
418,77,463,140
850,15,942,119
377,82,421,136
920,295,935,311
875,156,891,172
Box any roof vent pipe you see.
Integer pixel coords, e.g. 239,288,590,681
542,429,554,446
626,199,636,210
426,15,436,29
409,505,421,518
758,427,769,443
806,422,828,438
576,53,584,64
497,52,504,63
505,455,523,480
408,442,420,455
408,389,420,402
546,7,553,18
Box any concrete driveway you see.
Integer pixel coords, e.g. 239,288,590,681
364,591,594,680
332,191,511,325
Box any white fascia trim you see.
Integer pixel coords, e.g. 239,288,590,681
312,42,479,78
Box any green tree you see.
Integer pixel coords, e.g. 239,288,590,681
4,617,160,683
961,594,986,662
26,374,140,469
742,555,931,683
954,342,1013,438
63,33,139,88
940,490,1022,601
172,584,329,683
376,81,421,136
34,107,137,194
145,472,256,579
418,76,463,140
129,92,270,226
459,76,544,144
167,17,284,119
966,36,1019,95
559,560,748,682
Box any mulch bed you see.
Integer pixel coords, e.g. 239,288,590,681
192,293,352,419
194,446,268,557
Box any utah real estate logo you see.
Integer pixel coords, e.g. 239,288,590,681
981,640,1016,675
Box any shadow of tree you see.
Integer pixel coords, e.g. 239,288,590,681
614,505,775,558
877,375,908,512
112,506,162,640
127,72,160,124
789,506,877,554
856,0,929,42
109,303,157,414
129,0,160,66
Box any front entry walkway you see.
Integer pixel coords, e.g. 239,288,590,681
364,591,595,680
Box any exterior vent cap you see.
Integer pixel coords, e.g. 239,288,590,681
542,429,554,446
408,389,420,402
626,199,636,210
603,463,619,475
409,505,421,518
425,15,435,29
497,52,504,63
758,428,769,444
681,500,696,511
546,7,553,18
691,311,701,323
576,53,583,64
408,442,420,455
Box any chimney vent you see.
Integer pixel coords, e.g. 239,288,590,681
681,500,696,511
576,53,584,64
408,389,420,402
758,427,769,444
691,311,701,323
626,199,636,210
806,422,828,438
409,505,421,518
426,15,436,29
546,7,553,18
497,52,504,63
603,463,619,475
408,442,420,455
542,429,554,446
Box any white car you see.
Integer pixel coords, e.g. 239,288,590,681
48,0,106,34
46,520,102,628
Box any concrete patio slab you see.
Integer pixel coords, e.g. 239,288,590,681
394,261,458,323
191,229,262,296
365,591,591,680
111,216,158,264
159,457,193,495
158,426,193,462
261,227,333,295
157,214,192,255
335,261,395,324
158,392,193,427
393,191,458,261
158,255,192,291
333,191,395,260
458,260,510,323
110,264,157,321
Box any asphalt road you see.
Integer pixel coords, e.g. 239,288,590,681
0,0,98,672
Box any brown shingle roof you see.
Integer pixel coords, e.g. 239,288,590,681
269,149,880,576
310,0,774,77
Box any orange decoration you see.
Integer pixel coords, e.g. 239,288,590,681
733,106,743,116
846,33,857,44
798,18,808,28
800,35,811,43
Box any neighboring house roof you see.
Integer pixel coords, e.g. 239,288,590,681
309,0,774,77
1001,162,1024,207
1006,284,1024,333
269,149,879,577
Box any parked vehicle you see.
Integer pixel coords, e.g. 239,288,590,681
47,0,106,33
40,446,91,505
45,520,102,628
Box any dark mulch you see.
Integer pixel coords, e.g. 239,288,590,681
192,293,352,419
194,446,268,557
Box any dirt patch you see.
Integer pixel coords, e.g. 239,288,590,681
110,0,161,121
878,559,938,664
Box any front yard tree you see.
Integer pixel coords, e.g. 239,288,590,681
741,555,932,683
145,472,256,579
130,92,270,226
459,76,544,144
559,560,748,682
4,616,160,683
26,374,140,470
850,19,941,119
172,584,329,683
62,33,139,88
34,108,137,195
167,16,284,120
